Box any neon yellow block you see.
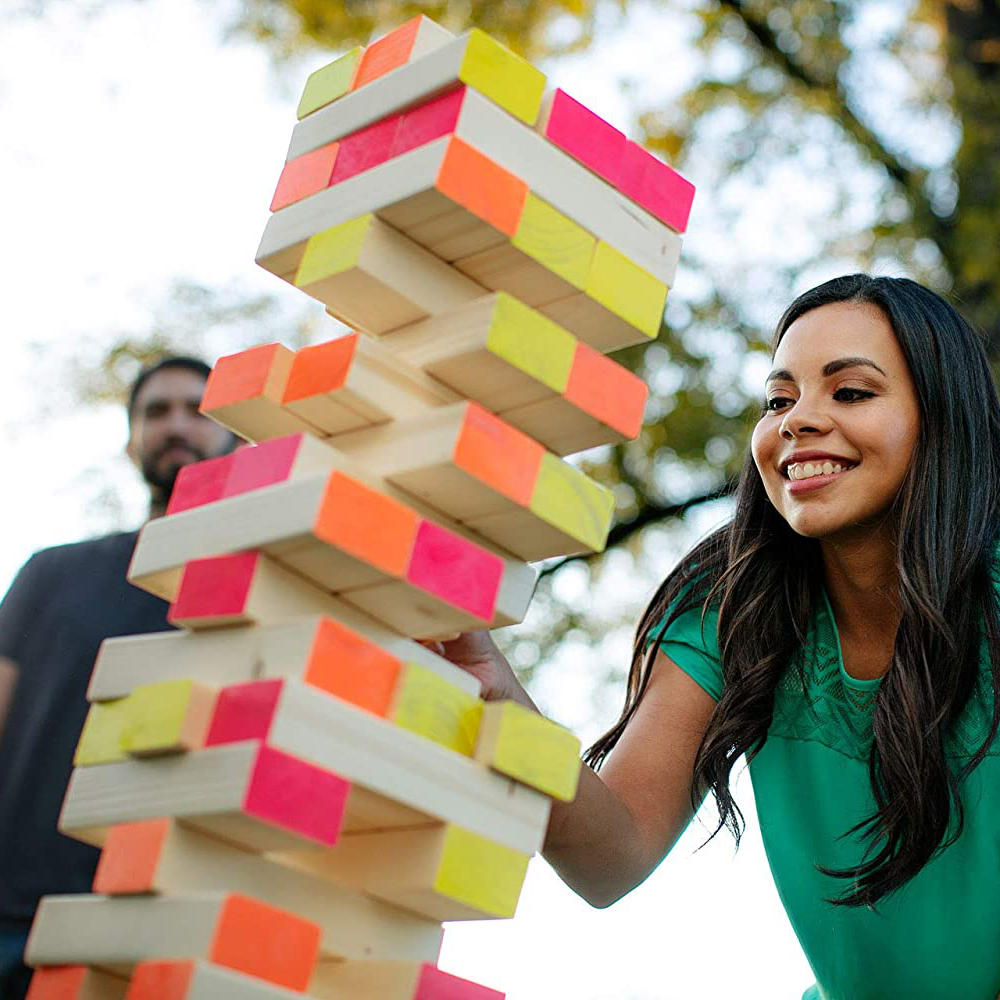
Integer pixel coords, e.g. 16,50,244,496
512,193,595,291
586,242,668,338
530,453,615,553
392,664,482,757
121,679,216,757
475,700,582,802
485,293,576,393
297,47,364,119
294,214,371,289
74,699,131,766
459,29,546,126
433,824,531,918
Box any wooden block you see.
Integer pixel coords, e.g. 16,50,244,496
26,893,320,991
120,679,216,757
581,240,667,343
474,701,581,802
392,86,465,157
328,113,401,184
310,961,503,1000
61,741,351,851
293,214,482,333
93,820,442,962
89,611,480,704
201,344,321,442
281,332,458,436
279,88,679,285
26,967,126,1000
223,433,336,498
535,88,626,186
297,48,363,119
75,699,130,767
129,472,532,637
269,141,340,212
351,16,455,91
283,822,529,922
166,453,236,516
127,960,307,1000
203,678,550,853
619,140,695,234
167,551,366,629
289,29,544,164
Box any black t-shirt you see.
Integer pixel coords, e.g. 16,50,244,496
0,531,173,929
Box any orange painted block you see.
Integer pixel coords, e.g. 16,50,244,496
352,16,453,90
564,341,648,441
200,344,317,442
126,962,194,1000
269,140,339,212
26,967,124,1000
436,138,527,239
280,336,364,434
618,140,695,234
93,818,170,895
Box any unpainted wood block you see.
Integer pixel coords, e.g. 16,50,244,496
25,966,126,1000
269,141,340,212
583,240,667,343
328,113,401,184
74,699,131,767
281,332,458,436
474,701,581,802
212,679,551,853
310,960,504,1000
535,88,626,187
351,15,454,91
127,959,309,1000
201,344,319,443
282,822,528,923
26,894,320,992
61,741,351,851
89,611,480,704
293,213,481,334
297,47,363,119
93,821,443,963
166,453,235,516
120,679,216,757
619,139,696,234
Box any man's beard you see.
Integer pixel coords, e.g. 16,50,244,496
140,438,209,500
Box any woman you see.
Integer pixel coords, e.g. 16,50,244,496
432,274,1000,999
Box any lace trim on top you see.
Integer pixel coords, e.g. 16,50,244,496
770,588,1000,762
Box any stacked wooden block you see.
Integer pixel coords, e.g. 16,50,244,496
25,14,693,1000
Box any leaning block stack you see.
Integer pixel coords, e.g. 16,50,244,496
27,14,694,999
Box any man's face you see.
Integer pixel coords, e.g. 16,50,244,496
126,367,236,500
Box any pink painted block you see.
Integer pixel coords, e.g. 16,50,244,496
223,434,304,498
166,453,236,516
539,89,626,187
393,87,466,157
618,141,695,234
330,115,403,184
244,743,350,846
406,522,501,623
269,140,340,212
206,679,283,746
168,551,258,625
415,963,505,1000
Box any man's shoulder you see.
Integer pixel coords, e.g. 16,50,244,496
28,530,140,573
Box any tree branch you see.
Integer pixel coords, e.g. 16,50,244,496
537,478,738,580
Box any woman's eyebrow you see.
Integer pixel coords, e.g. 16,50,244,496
765,356,888,383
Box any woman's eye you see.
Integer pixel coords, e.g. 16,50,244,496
763,397,792,412
834,388,875,403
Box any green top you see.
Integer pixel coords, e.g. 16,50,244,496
652,584,1000,1000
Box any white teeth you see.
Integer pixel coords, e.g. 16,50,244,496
786,461,851,481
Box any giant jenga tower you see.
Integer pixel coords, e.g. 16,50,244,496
24,16,693,1000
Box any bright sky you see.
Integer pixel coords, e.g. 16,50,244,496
0,2,815,996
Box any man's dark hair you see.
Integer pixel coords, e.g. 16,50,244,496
127,356,212,422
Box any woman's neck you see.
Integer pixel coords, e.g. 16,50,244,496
820,531,902,639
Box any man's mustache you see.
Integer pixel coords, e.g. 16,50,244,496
152,438,205,464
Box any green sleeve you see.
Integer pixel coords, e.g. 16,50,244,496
647,595,724,702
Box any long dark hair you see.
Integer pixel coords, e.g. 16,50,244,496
586,274,1000,909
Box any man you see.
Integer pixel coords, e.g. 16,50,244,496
0,356,237,998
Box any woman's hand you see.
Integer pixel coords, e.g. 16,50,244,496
420,631,531,706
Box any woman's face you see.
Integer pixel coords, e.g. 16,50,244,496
751,301,922,540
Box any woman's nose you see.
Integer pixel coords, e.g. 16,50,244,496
779,400,829,439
